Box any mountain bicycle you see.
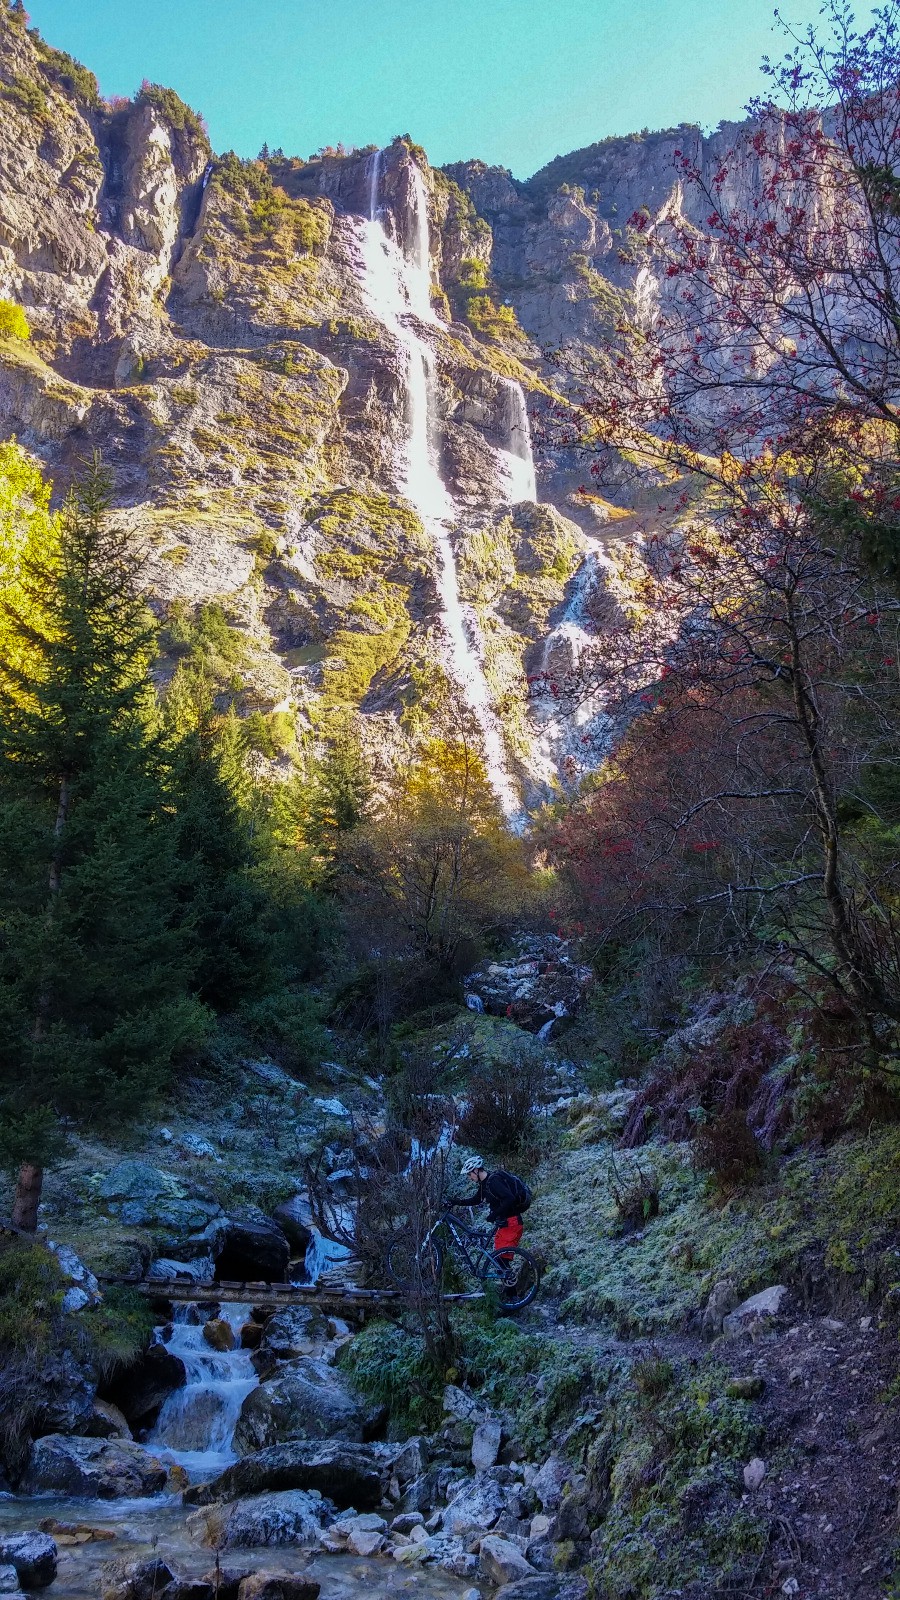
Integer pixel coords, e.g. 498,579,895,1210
386,1209,541,1312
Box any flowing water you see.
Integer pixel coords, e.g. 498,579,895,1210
147,1303,257,1478
355,149,531,822
0,1494,472,1600
497,378,538,506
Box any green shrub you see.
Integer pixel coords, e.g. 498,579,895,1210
465,294,525,344
2,74,48,119
234,985,326,1076
137,81,209,146
32,37,100,105
0,299,30,342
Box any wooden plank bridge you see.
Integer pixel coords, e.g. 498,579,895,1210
102,1274,483,1316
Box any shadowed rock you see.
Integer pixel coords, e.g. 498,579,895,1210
184,1439,383,1510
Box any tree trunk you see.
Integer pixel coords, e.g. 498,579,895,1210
11,1162,43,1231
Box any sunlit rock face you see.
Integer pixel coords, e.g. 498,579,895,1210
0,7,772,803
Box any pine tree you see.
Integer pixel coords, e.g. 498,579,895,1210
0,459,206,1229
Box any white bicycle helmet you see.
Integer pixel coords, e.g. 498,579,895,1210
461,1156,484,1177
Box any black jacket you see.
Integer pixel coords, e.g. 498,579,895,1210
455,1169,525,1223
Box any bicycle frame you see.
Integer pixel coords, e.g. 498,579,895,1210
432,1210,505,1280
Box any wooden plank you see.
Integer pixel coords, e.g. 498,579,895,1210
99,1275,484,1311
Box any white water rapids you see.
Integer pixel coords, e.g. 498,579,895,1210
356,150,534,821
148,1302,256,1477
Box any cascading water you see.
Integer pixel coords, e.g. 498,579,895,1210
531,544,615,785
356,150,523,822
498,378,538,506
148,1303,257,1478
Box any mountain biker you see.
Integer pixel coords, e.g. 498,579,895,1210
450,1156,531,1259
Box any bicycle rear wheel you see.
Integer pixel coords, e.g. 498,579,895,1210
479,1247,541,1312
386,1235,444,1291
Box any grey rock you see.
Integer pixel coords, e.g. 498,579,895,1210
0,1535,58,1590
184,1440,383,1510
443,1384,484,1422
723,1285,788,1337
29,1345,97,1437
99,1557,178,1600
743,1457,767,1491
396,1469,440,1514
233,1358,365,1453
99,1161,177,1205
254,1306,331,1370
272,1195,314,1254
237,1577,320,1600
391,1512,425,1534
493,1580,567,1600
147,1256,215,1285
187,1490,327,1549
479,1535,536,1585
213,1212,290,1283
425,1536,476,1577
22,1435,167,1499
472,1418,502,1471
102,1341,186,1429
86,1399,133,1440
48,1242,102,1307
345,1527,384,1556
391,1436,427,1484
701,1279,738,1338
0,1566,23,1598
443,1474,506,1537
531,1456,573,1512
555,1486,591,1542
337,1512,386,1532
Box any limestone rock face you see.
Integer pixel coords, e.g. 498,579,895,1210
0,7,784,800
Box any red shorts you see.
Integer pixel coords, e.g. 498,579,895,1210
493,1215,523,1255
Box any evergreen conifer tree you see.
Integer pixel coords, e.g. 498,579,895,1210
0,459,205,1229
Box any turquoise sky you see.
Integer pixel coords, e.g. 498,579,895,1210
26,0,827,178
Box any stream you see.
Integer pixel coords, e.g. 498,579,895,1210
0,1295,477,1599
0,1494,471,1600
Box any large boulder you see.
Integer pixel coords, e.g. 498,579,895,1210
212,1212,290,1283
479,1536,536,1586
28,1346,97,1437
272,1196,314,1256
722,1285,789,1337
101,1342,186,1430
100,1558,176,1600
253,1307,331,1373
184,1440,383,1510
238,1578,320,1600
21,1435,167,1499
233,1359,365,1453
98,1161,223,1254
0,1535,58,1590
443,1474,506,1537
186,1490,328,1549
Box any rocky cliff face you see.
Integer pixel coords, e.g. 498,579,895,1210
0,4,763,805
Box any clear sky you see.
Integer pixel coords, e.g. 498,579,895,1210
26,0,827,179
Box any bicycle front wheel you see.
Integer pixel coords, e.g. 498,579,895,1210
479,1247,541,1312
386,1235,444,1292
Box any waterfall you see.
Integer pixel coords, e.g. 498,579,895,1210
360,150,521,822
532,544,615,785
148,1303,257,1477
498,378,537,505
304,1226,353,1284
